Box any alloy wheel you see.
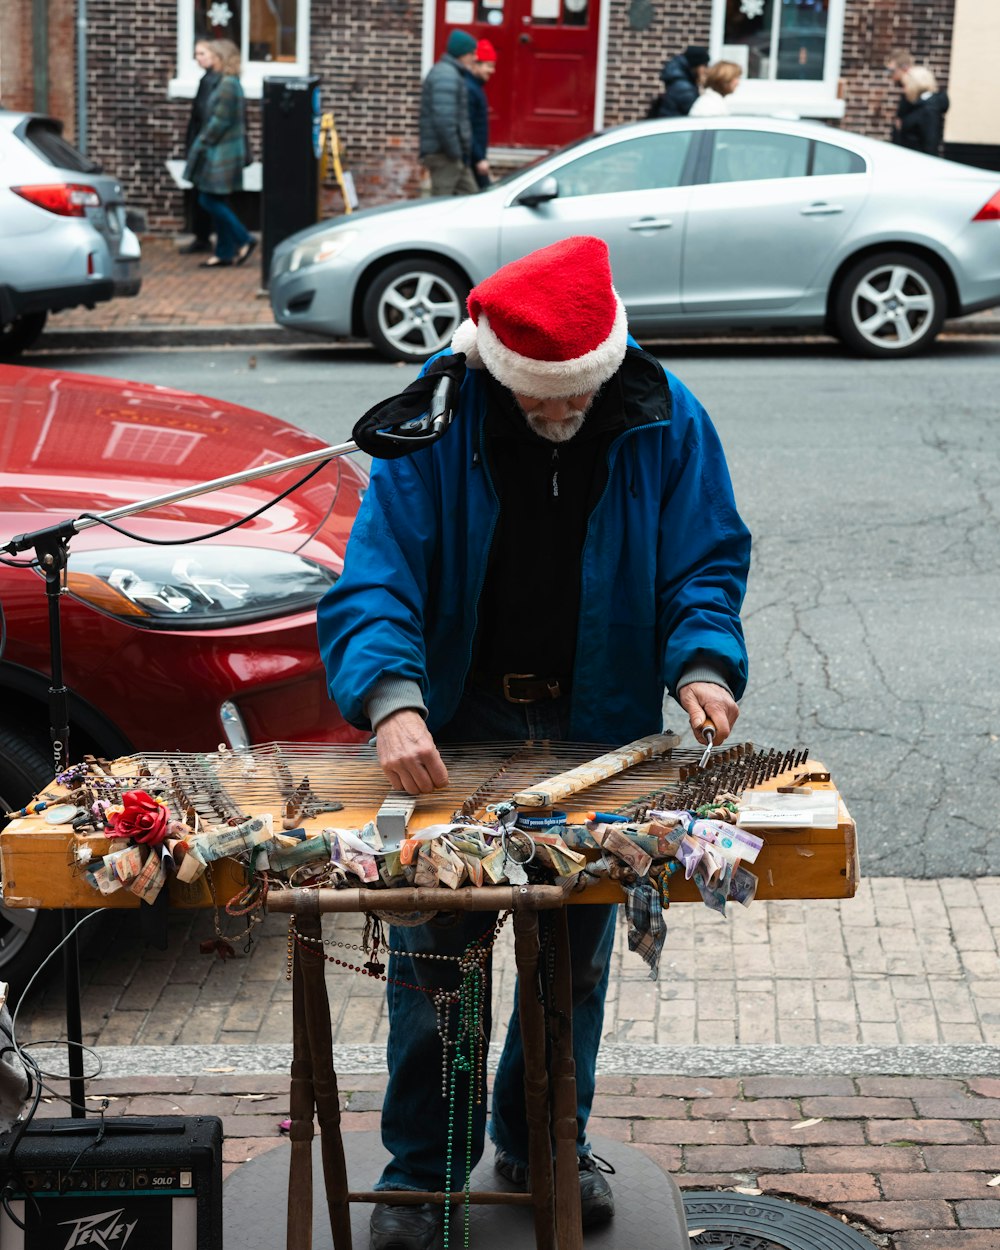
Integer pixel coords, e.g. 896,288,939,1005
849,262,936,351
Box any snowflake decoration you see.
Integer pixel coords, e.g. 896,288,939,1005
740,0,766,18
207,1,233,27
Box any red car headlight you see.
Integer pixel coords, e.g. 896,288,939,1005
62,545,338,629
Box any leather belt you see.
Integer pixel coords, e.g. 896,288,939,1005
474,673,565,704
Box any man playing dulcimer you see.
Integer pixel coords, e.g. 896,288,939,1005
318,235,751,1250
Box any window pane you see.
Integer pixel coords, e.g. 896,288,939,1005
812,141,865,176
776,0,829,82
723,0,774,79
249,0,298,62
709,130,810,183
554,132,692,198
527,0,589,26
194,0,241,46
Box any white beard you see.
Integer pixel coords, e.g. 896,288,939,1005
523,398,592,443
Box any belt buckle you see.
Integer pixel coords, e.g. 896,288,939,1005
501,673,561,703
503,672,537,704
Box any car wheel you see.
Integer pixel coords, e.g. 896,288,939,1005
362,259,469,363
0,311,48,358
834,252,946,358
0,726,65,1002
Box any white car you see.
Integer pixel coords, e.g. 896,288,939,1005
270,116,1000,361
0,110,141,355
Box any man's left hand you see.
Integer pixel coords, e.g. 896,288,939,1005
677,682,739,745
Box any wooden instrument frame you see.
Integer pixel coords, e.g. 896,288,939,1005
0,751,858,1250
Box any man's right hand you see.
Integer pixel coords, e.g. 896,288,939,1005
375,709,449,795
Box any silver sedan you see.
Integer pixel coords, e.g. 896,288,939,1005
270,116,1000,361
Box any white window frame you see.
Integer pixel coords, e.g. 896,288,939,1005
710,0,846,120
169,0,311,101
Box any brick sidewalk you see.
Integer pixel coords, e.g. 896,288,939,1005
17,878,1000,1051
34,1070,1000,1248
51,236,272,330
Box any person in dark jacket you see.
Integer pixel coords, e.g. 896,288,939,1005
464,38,496,189
183,40,256,268
420,30,478,196
885,46,917,144
179,40,220,254
898,66,949,156
649,45,710,119
318,236,750,1250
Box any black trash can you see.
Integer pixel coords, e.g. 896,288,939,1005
261,75,321,287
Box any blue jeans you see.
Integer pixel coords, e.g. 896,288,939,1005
376,687,617,1192
197,191,251,261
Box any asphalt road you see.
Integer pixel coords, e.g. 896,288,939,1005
20,338,1000,877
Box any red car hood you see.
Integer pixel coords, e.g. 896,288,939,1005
0,363,355,555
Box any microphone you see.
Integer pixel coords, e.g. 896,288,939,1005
351,354,466,459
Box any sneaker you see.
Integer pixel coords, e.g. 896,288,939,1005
578,1152,615,1228
369,1201,441,1250
493,1147,615,1228
493,1145,528,1188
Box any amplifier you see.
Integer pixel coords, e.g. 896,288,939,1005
0,1116,222,1250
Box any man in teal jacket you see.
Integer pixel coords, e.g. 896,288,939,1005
317,236,750,1250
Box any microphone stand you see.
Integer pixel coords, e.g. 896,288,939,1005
1,370,459,1117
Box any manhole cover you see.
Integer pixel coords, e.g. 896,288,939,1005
683,1191,877,1249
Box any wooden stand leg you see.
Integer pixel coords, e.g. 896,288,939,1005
288,935,316,1250
296,911,353,1250
550,908,583,1250
513,910,556,1250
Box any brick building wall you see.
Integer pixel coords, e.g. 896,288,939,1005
603,0,711,128
1,0,34,112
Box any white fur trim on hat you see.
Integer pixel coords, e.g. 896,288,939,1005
457,294,628,398
450,318,482,368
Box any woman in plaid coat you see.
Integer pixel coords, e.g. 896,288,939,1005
183,40,256,268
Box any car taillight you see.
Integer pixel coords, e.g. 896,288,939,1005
11,183,101,216
972,191,1000,221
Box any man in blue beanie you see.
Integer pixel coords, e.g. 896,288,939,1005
419,30,479,196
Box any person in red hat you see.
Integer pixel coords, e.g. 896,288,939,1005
319,235,750,1250
464,38,497,189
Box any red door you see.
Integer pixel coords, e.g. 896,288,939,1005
433,0,600,149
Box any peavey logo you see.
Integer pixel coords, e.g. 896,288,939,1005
58,1209,138,1249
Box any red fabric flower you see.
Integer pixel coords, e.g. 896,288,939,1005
106,790,170,847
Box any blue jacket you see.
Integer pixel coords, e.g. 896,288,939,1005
317,344,750,743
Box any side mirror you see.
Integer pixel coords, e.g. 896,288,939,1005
514,175,559,208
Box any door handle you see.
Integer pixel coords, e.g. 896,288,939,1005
628,217,673,230
800,203,845,215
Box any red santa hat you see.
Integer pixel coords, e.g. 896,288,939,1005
451,236,628,398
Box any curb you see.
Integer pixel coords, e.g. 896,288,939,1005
29,319,1000,354
30,1041,1000,1079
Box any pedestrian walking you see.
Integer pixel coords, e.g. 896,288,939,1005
182,39,256,269
898,66,949,156
885,46,915,144
179,40,220,255
317,234,750,1250
465,38,497,190
419,30,478,197
689,60,743,116
648,45,710,119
